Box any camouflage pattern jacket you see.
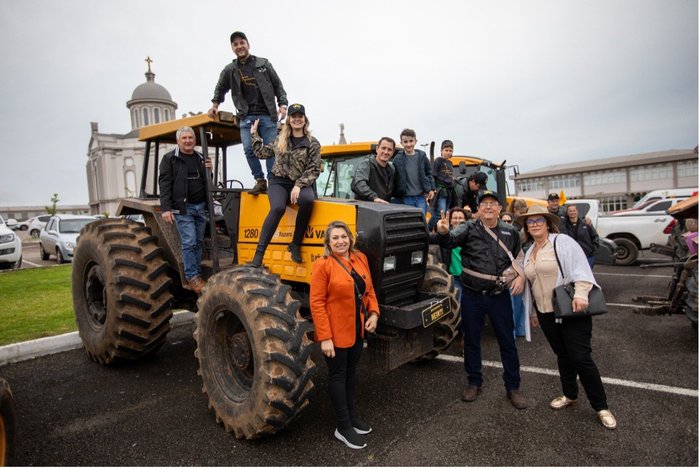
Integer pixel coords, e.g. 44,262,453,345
252,133,321,188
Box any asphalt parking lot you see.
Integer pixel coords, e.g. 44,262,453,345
1,254,697,466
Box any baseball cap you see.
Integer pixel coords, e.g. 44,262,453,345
287,103,306,116
547,193,560,201
441,139,454,150
478,190,500,204
230,31,248,43
469,171,488,186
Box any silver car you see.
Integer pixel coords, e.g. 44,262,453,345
39,215,99,263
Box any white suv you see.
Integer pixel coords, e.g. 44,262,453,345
0,215,22,270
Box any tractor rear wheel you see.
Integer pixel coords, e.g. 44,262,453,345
0,378,16,467
72,219,174,364
194,266,316,439
417,254,461,360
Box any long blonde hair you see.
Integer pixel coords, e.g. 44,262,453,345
276,115,312,153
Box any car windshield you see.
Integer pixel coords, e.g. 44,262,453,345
59,219,94,233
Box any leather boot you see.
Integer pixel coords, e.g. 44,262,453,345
287,243,302,263
248,178,267,195
250,252,264,268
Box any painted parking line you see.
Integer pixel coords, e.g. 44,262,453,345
436,355,698,398
22,259,40,267
595,272,671,279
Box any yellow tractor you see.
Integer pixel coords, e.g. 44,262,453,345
71,113,459,439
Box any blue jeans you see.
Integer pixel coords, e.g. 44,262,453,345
239,115,278,180
428,196,448,231
174,202,206,280
511,293,526,337
461,288,521,391
393,195,428,215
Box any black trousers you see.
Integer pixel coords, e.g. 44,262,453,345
324,335,363,429
537,311,608,411
255,176,315,256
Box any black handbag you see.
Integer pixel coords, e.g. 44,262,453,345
552,236,608,318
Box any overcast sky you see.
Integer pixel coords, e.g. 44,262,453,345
0,0,697,207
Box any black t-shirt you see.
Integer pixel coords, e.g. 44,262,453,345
238,55,267,116
182,153,206,204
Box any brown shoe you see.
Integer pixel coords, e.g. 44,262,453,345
597,410,617,430
188,276,206,295
508,389,529,409
461,385,482,402
248,178,267,195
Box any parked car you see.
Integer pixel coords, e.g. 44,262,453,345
0,215,22,270
609,188,696,214
3,218,18,230
39,215,99,263
18,215,51,238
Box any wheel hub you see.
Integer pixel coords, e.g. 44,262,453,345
230,332,253,371
85,264,107,326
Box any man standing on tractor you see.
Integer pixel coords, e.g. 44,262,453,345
428,139,456,231
208,31,288,195
392,128,435,215
459,171,488,215
351,137,396,204
158,126,212,294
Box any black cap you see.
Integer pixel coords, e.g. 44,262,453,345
230,31,248,43
441,139,454,150
478,190,500,203
547,192,560,201
287,103,305,116
468,171,488,186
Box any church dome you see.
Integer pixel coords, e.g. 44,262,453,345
131,80,172,102
126,57,178,130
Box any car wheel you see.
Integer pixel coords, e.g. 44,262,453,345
30,229,40,238
40,243,50,260
614,238,638,266
12,256,21,270
57,249,65,264
19,225,27,231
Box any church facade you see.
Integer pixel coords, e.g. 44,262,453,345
86,59,178,216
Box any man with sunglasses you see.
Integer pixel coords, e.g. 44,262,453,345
436,190,529,409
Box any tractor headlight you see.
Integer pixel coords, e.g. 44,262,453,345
411,250,424,265
383,255,396,272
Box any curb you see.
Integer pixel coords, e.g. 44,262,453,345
0,311,195,366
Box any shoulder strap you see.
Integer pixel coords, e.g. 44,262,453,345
553,235,566,281
482,223,524,277
330,255,370,317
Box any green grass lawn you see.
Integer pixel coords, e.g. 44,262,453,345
0,266,77,346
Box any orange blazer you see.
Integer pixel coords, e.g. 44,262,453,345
310,251,380,348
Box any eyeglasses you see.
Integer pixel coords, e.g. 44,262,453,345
501,218,513,223
479,201,499,208
525,217,546,226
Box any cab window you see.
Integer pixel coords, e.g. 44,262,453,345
316,156,363,199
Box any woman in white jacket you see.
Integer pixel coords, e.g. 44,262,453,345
519,205,616,430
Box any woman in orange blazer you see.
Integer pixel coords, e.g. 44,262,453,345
310,220,379,450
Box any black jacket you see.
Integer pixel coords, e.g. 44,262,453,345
158,148,208,214
351,155,396,202
439,219,522,292
211,56,287,120
562,217,599,256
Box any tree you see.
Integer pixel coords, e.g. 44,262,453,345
46,193,59,216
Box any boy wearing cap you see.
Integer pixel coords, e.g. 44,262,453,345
436,190,529,409
428,140,456,231
460,171,488,214
208,31,288,195
392,128,435,215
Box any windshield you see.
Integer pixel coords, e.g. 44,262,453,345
59,219,94,233
316,156,363,199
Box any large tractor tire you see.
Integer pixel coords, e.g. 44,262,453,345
417,254,461,360
0,378,16,467
613,237,638,266
72,219,174,365
194,266,316,439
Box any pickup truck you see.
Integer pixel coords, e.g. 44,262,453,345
564,199,679,265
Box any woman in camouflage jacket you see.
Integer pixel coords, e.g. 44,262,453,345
250,103,321,267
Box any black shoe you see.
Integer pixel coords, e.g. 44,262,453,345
334,427,366,449
250,252,264,268
287,243,302,263
248,178,267,195
351,417,372,435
